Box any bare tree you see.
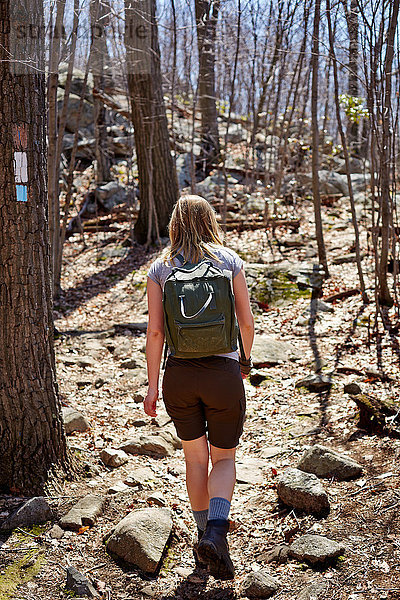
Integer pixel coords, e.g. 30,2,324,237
195,0,221,175
311,0,329,277
125,0,178,244
91,0,112,183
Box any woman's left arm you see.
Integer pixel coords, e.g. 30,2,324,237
144,278,165,417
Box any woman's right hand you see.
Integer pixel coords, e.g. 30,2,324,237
144,386,158,417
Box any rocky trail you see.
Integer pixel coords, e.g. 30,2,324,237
1,193,400,600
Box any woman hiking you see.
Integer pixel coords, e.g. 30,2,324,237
144,195,254,580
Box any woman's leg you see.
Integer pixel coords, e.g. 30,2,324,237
208,445,236,502
181,435,210,511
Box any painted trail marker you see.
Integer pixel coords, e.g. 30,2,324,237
13,124,29,202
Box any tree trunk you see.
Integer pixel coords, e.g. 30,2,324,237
311,0,329,278
194,0,221,176
0,0,68,494
344,0,359,152
91,0,112,183
47,0,66,294
125,0,178,245
377,0,399,307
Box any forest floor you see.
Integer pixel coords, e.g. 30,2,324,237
2,191,400,600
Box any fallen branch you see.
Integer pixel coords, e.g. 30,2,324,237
323,288,360,303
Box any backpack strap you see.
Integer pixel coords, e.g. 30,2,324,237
238,328,246,360
162,340,168,370
175,253,185,265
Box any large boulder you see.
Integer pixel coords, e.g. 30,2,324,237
298,445,363,480
95,182,128,211
57,90,94,133
106,508,173,573
277,468,330,516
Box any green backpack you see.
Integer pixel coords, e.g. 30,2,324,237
162,254,243,360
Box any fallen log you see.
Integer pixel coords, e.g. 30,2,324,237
323,288,360,303
350,393,400,437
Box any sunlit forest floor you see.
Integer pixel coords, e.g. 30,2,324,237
2,192,400,599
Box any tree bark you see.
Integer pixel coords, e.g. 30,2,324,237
194,0,221,176
125,0,178,245
377,0,399,307
0,0,68,494
311,0,329,278
91,0,112,183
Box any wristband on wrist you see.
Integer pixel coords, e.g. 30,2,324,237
239,355,252,375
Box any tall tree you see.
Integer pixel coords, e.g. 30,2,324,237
0,0,68,494
311,0,329,277
91,0,112,183
342,0,360,152
125,0,178,245
194,0,221,175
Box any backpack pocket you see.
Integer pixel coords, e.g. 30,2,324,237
174,316,229,354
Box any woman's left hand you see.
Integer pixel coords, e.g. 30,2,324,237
144,386,158,417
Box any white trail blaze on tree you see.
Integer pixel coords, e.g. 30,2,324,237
0,0,68,494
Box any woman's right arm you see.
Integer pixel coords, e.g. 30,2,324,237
233,268,254,360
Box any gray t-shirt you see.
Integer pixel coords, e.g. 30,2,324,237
147,244,244,361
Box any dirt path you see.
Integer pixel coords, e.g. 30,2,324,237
1,199,400,600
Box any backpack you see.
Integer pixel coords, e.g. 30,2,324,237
162,253,244,360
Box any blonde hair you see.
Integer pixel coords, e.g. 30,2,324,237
164,195,223,264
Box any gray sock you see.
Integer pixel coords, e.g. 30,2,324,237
192,509,208,531
208,497,231,521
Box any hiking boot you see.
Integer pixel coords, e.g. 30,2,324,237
193,527,208,569
196,519,235,580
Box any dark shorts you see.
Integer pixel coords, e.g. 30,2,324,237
162,355,246,449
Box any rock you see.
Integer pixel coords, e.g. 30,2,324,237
58,63,94,98
298,445,363,480
59,495,105,530
147,492,166,507
246,197,266,213
289,534,345,564
66,565,99,598
95,181,128,211
236,458,266,485
120,358,138,369
58,92,94,133
225,123,247,143
49,524,65,539
249,370,269,386
277,468,330,516
124,466,156,488
108,481,130,494
112,135,135,157
59,354,96,367
157,427,182,450
259,446,285,459
252,335,299,366
295,374,332,393
132,387,147,403
261,543,290,564
332,252,362,265
240,569,280,598
0,497,52,531
100,448,130,468
120,434,175,458
106,508,173,573
296,582,328,600
344,382,362,395
62,407,91,434
303,300,334,314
